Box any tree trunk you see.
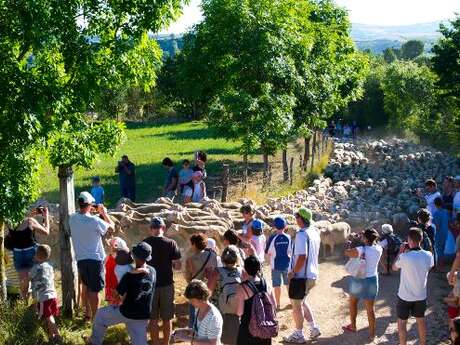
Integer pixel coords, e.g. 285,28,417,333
310,131,317,171
58,165,77,317
262,153,269,185
289,157,295,185
221,164,229,202
282,149,289,182
304,137,311,171
243,154,248,191
0,218,6,301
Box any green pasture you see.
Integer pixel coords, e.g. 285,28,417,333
39,121,242,206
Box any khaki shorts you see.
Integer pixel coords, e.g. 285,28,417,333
151,284,175,320
290,279,316,306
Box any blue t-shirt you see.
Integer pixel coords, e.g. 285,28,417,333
433,208,449,243
266,233,291,271
91,185,105,204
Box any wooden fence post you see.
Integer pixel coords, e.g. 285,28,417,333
289,157,294,185
221,164,229,202
282,149,289,182
304,137,311,171
310,131,317,171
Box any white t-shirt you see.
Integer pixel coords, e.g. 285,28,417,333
290,226,321,280
69,213,110,261
454,190,460,214
425,191,442,216
394,249,434,301
195,303,223,342
356,245,383,278
251,235,266,264
378,239,388,249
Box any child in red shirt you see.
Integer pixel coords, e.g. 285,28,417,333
105,237,128,304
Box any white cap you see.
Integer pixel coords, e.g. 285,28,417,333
78,191,95,204
206,238,217,251
109,237,129,251
381,224,393,235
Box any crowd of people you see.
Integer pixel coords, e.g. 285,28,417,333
3,146,460,345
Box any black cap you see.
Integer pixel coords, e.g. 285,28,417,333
150,217,165,228
132,242,152,262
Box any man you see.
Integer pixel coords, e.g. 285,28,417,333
143,217,182,345
393,228,434,345
417,179,441,216
432,197,450,264
162,157,178,201
115,155,136,201
283,208,321,343
265,216,291,309
69,192,114,320
87,242,156,345
454,176,460,216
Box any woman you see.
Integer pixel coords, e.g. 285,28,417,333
186,234,218,327
223,230,246,265
451,317,460,345
208,246,243,345
443,176,455,209
236,255,275,345
343,228,382,340
183,171,207,204
8,206,50,299
179,280,223,345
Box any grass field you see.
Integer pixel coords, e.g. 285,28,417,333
39,120,243,206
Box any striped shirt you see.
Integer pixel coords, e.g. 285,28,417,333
195,303,223,343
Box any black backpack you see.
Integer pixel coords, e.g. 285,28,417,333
385,233,403,257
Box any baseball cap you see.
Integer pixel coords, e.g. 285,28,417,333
132,242,152,262
296,207,312,222
207,238,217,251
273,216,287,230
150,217,165,228
252,219,264,231
109,237,129,251
78,191,95,204
381,224,393,235
92,176,100,182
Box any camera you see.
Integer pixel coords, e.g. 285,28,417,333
36,206,45,215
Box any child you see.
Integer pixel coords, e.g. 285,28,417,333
183,171,206,203
240,204,255,236
30,244,60,342
105,237,130,304
248,219,266,265
90,176,104,204
179,159,194,197
265,216,291,309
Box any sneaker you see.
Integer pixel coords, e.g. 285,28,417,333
310,327,321,339
283,331,307,344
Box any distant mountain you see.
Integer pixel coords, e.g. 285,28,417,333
351,21,444,53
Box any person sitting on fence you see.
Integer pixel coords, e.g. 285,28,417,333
183,171,207,203
162,157,179,201
193,151,208,179
179,159,194,198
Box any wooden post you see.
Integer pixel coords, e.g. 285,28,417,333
310,131,317,171
262,153,269,186
282,149,289,182
58,165,77,317
289,157,294,185
243,154,248,191
0,218,6,301
221,164,229,202
299,155,302,169
303,137,311,170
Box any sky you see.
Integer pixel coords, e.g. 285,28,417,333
160,0,460,34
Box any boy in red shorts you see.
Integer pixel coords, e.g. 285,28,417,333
30,244,60,342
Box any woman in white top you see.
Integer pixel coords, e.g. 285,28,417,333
178,280,223,345
183,171,207,204
343,228,382,340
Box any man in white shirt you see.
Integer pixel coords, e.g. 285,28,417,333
417,179,441,216
69,192,114,320
283,208,321,343
393,227,434,345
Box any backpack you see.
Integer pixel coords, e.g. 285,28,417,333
217,267,242,315
385,234,403,257
245,280,279,339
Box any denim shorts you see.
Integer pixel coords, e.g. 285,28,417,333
13,246,36,272
349,275,379,300
271,269,289,287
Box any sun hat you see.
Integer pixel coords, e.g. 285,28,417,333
78,191,95,204
206,238,217,251
273,216,287,230
132,242,152,262
296,207,313,223
150,216,165,228
109,237,129,251
381,224,393,235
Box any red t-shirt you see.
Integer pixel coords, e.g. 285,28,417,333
105,255,118,302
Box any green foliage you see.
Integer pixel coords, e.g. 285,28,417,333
381,61,437,133
400,40,425,60
383,47,398,63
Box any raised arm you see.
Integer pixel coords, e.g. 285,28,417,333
29,208,50,235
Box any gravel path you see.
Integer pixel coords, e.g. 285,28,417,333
274,257,451,345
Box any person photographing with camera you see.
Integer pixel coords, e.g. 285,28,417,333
69,191,115,321
5,204,50,300
393,228,434,345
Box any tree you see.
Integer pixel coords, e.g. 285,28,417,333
381,61,437,135
383,47,398,63
400,40,424,60
0,0,186,312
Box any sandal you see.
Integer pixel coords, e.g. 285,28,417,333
342,325,357,333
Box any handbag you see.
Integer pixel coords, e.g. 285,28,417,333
345,247,366,279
